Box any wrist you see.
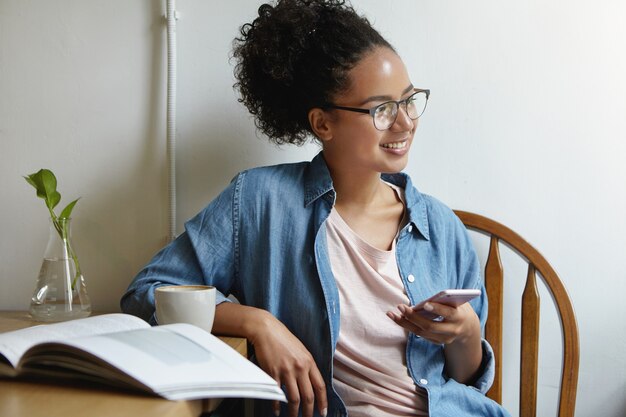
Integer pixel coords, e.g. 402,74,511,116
214,302,275,342
242,307,274,346
448,307,481,346
456,316,481,346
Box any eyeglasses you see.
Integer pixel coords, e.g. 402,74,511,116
324,89,430,131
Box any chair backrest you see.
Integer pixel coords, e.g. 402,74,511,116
454,210,579,417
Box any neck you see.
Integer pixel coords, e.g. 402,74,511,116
327,164,385,208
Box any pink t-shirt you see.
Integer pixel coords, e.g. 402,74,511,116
326,185,428,416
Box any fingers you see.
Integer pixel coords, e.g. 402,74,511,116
408,302,477,344
415,302,457,321
387,306,437,335
251,315,327,417
387,303,464,344
278,367,326,417
285,377,301,417
405,302,458,324
387,309,423,335
310,365,328,417
296,373,315,417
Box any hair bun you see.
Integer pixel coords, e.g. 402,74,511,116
232,0,392,145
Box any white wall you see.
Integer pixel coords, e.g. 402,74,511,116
1,1,624,416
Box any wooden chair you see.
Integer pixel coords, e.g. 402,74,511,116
454,210,579,417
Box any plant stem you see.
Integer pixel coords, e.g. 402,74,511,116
49,212,81,290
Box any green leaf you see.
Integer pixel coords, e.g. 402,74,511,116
40,169,60,209
48,190,61,210
24,168,80,220
23,175,38,189
25,169,59,205
25,170,47,199
59,198,80,219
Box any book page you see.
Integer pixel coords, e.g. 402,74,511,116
0,314,149,369
25,323,286,401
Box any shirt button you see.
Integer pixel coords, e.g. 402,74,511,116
419,378,428,385
407,274,415,283
407,225,413,233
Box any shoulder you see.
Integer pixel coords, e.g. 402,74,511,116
236,160,310,197
240,160,309,182
422,193,459,226
418,193,475,259
420,193,466,243
186,160,311,232
386,172,460,220
386,171,465,240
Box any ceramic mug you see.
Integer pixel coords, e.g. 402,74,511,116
155,285,216,333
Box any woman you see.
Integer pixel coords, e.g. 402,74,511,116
121,1,510,416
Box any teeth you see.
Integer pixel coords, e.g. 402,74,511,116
382,141,407,149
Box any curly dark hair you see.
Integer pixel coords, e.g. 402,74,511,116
232,0,394,145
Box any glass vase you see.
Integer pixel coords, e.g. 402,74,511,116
30,217,91,322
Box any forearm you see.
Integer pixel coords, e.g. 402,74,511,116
213,302,273,344
443,323,483,384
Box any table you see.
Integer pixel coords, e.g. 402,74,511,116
0,311,248,417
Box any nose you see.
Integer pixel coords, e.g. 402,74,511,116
391,103,415,131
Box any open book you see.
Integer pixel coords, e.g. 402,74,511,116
0,313,286,402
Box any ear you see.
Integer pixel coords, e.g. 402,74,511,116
308,108,333,142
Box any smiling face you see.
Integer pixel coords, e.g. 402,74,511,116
312,47,418,177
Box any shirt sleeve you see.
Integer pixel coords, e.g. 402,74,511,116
454,214,496,394
472,339,496,393
120,175,241,324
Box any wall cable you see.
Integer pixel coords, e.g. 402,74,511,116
166,0,178,242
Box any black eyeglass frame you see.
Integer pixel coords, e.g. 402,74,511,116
323,88,430,130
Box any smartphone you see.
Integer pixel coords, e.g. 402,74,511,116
413,289,481,321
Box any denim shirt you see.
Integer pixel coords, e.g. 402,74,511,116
121,152,510,417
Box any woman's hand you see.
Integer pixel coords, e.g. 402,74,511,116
387,301,483,384
249,313,328,417
387,301,478,345
213,303,327,417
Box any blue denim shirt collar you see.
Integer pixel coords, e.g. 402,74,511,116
382,172,431,241
304,151,430,241
303,152,335,207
